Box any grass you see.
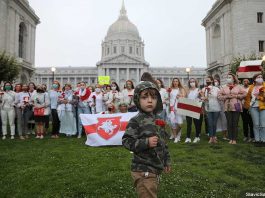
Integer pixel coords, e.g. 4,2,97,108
0,121,265,198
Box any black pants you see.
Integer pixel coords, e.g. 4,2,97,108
225,111,240,141
241,108,254,138
204,113,208,134
186,115,203,138
51,109,60,135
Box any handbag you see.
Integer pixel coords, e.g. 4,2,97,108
34,108,45,116
234,100,242,112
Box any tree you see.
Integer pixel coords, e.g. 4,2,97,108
230,53,265,78
0,51,20,83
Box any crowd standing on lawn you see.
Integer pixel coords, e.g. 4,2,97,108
0,72,265,144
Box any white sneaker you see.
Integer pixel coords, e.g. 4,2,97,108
174,138,179,143
169,135,174,140
77,135,82,139
2,136,6,140
243,137,248,142
11,136,15,140
193,137,200,143
35,135,40,139
185,138,191,143
40,135,44,139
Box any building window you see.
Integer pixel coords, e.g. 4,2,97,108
257,12,263,23
113,46,117,54
129,46,133,54
121,46,125,53
107,47,110,55
259,40,264,52
19,22,27,58
136,48,139,55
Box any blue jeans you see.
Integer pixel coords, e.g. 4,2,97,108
207,112,220,137
250,107,265,142
77,107,91,136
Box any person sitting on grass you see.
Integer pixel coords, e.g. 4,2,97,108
122,81,171,198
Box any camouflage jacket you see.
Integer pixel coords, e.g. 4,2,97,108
122,112,171,175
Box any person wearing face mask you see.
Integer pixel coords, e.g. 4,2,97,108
48,81,61,139
75,82,91,138
15,84,33,139
31,85,51,139
14,83,22,137
121,80,137,112
201,76,221,144
104,82,122,113
214,78,228,141
218,73,247,144
88,84,105,114
185,78,203,143
0,82,16,140
240,79,254,142
57,83,76,136
156,79,168,121
244,73,265,143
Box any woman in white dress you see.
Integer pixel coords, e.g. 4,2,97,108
88,84,105,114
57,83,76,136
121,80,137,112
169,78,186,143
104,82,122,113
156,79,169,121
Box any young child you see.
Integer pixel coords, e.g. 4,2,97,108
122,81,171,198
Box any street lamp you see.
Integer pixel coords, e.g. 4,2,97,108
51,67,56,81
262,55,265,61
186,67,191,80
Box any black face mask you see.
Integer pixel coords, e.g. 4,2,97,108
206,82,212,86
37,89,44,93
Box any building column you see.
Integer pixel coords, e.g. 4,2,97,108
126,68,129,80
136,68,139,84
60,78,63,86
74,77,77,85
116,68,120,85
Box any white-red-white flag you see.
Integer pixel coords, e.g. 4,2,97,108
176,98,202,119
237,60,263,79
79,112,138,147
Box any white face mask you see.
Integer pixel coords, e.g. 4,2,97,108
80,86,86,90
95,88,101,93
111,86,116,91
190,82,196,88
256,78,264,84
214,82,219,86
226,78,233,84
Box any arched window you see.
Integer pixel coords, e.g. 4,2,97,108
19,22,27,58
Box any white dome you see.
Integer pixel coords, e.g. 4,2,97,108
107,18,139,38
106,1,140,39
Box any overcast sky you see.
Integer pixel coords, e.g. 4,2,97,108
30,0,215,68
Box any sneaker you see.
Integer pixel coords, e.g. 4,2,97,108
2,136,6,140
77,135,82,139
248,138,254,143
185,138,191,143
169,135,174,140
11,136,15,140
40,135,44,139
35,135,40,139
193,137,200,143
19,136,25,140
174,138,179,143
243,137,248,142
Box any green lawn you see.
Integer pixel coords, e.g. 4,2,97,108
0,122,265,198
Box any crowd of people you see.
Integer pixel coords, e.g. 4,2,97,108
0,72,264,144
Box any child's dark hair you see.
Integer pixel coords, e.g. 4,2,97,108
140,88,157,98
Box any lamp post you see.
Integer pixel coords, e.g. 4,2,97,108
51,67,56,81
186,67,191,81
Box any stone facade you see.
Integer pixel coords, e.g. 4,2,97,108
202,0,265,82
35,1,206,89
0,0,40,83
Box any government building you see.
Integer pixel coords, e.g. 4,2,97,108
34,1,206,88
202,0,265,82
0,0,40,83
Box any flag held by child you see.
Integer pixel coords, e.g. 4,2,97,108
80,112,138,146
